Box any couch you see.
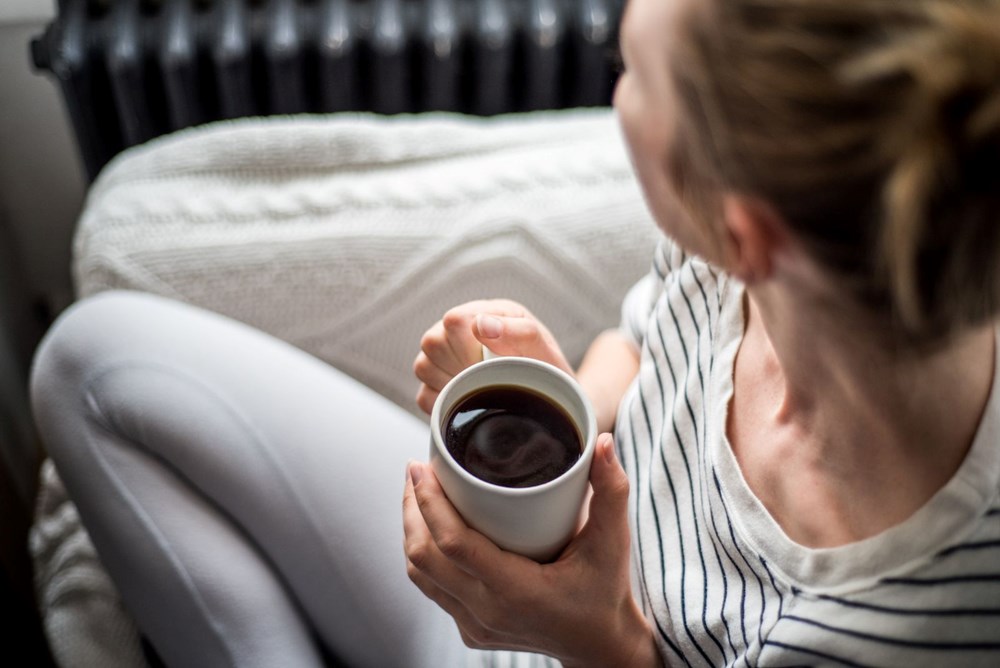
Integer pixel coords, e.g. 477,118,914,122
30,108,660,666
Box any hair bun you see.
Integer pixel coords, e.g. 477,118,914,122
674,0,1000,347
840,1,1000,340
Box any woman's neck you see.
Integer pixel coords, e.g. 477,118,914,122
728,284,996,547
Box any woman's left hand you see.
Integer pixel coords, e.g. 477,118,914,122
402,434,661,668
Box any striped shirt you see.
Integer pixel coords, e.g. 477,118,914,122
480,236,1000,668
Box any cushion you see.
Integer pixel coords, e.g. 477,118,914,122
72,110,659,413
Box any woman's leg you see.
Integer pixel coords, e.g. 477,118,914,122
30,291,466,668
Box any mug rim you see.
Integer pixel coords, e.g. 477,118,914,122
430,356,598,497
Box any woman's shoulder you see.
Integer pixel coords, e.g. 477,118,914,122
620,234,741,359
644,235,730,314
652,235,738,333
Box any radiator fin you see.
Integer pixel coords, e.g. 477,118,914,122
33,0,625,181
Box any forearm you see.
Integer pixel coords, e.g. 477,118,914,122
575,329,641,433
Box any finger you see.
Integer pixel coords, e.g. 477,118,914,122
415,384,439,415
473,314,571,374
419,322,466,376
404,550,506,655
405,565,502,653
442,300,533,364
441,309,488,368
577,434,631,561
403,463,484,598
413,352,453,392
404,465,543,653
404,541,512,654
409,461,519,584
405,558,478,632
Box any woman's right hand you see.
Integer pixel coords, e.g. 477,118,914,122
403,434,661,667
413,299,573,415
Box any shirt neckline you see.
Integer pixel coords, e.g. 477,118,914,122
710,278,1000,593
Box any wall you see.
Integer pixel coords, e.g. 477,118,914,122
1,0,86,316
1,2,81,664
0,0,83,474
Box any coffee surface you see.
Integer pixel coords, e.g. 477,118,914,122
444,386,581,488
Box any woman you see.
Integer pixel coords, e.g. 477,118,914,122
33,0,1000,666
406,0,1000,665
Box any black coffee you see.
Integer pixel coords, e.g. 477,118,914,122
444,386,581,488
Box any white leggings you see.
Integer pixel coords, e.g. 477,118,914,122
30,291,470,668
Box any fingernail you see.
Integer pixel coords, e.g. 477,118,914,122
409,461,424,486
601,434,616,463
477,314,502,339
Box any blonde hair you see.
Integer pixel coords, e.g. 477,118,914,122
670,0,1000,347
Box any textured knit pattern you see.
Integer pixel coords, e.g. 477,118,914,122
36,110,660,667
73,110,659,414
29,459,146,668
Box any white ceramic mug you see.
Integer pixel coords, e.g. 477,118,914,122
429,356,597,562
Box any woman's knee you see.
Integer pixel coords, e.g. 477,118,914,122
30,291,159,454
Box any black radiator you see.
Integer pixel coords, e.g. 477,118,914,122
31,0,625,181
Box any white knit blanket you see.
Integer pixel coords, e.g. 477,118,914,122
34,110,660,666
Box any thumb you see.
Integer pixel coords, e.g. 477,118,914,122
581,433,631,550
474,313,569,371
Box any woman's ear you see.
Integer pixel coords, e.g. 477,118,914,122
721,195,788,284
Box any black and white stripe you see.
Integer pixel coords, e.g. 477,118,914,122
482,237,1000,668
